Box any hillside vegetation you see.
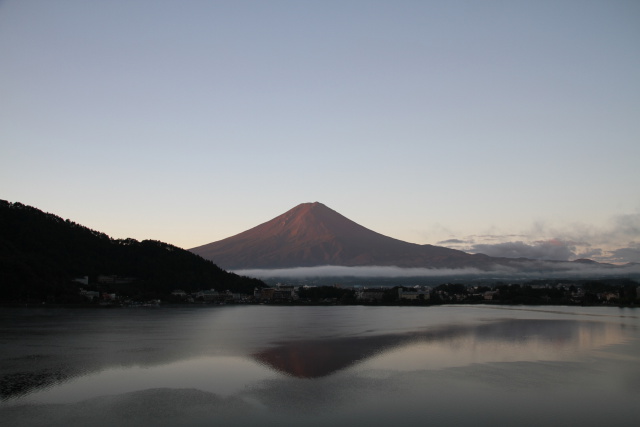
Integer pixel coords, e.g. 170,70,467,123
0,200,264,303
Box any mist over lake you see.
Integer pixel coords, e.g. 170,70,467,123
1,305,639,426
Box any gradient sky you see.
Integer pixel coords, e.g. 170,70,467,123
2,0,639,264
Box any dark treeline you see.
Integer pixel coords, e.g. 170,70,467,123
297,286,356,303
416,279,637,306
274,279,638,307
483,279,639,306
0,200,265,303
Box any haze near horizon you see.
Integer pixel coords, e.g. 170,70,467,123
1,1,639,264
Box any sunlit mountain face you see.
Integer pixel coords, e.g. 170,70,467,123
190,202,627,278
190,202,494,270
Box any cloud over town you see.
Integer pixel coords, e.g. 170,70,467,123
437,212,640,264
235,262,640,280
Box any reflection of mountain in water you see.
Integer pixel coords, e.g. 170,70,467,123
252,319,617,378
0,314,627,400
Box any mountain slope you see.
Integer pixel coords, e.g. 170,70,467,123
0,200,265,302
190,202,493,269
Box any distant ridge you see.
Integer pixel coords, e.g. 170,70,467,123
190,202,495,270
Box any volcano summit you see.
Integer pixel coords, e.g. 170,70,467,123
190,202,493,270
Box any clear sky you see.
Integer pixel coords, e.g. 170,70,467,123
2,0,639,264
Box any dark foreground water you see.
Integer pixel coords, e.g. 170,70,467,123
1,305,639,426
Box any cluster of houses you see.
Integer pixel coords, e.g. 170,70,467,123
170,285,306,304
79,288,161,306
171,288,254,304
78,278,640,306
356,286,432,302
167,284,435,304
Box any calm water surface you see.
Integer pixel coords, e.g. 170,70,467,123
1,305,639,426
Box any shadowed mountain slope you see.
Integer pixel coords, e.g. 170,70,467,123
0,200,265,302
190,202,494,270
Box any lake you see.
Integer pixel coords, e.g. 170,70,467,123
1,305,639,426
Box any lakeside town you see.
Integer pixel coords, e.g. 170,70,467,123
73,276,640,307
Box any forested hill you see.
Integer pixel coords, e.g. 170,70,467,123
0,200,265,303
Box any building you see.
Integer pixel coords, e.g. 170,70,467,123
398,288,430,301
195,289,225,302
256,287,295,302
357,288,385,302
483,290,499,300
79,288,99,300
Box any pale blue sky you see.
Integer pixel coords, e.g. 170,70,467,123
1,0,639,263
